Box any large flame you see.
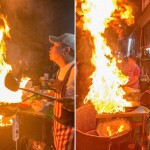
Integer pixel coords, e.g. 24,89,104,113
77,0,135,113
0,14,29,103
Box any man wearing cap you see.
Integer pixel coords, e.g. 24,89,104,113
49,33,75,150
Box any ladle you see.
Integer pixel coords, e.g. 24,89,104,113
5,72,73,103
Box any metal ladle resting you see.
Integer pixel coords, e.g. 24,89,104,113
4,72,74,103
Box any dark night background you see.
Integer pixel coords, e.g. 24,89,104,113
0,0,74,84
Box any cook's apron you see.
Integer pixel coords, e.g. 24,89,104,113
53,64,74,150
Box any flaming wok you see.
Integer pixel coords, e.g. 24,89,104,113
4,72,74,103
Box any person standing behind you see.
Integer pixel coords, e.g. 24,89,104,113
122,55,141,95
49,33,75,150
125,55,141,89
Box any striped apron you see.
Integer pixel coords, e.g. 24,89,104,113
53,64,74,150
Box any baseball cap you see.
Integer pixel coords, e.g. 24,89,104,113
49,33,75,50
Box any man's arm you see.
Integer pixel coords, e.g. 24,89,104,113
125,76,139,87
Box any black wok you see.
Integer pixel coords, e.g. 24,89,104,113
4,72,73,103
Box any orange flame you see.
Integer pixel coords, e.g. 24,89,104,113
0,115,12,126
77,0,135,113
107,124,124,136
0,14,29,103
97,118,131,137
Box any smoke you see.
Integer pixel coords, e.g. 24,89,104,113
1,0,35,15
0,0,45,82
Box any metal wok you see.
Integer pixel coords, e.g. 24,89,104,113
4,72,73,103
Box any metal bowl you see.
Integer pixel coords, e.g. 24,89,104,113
124,101,140,112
